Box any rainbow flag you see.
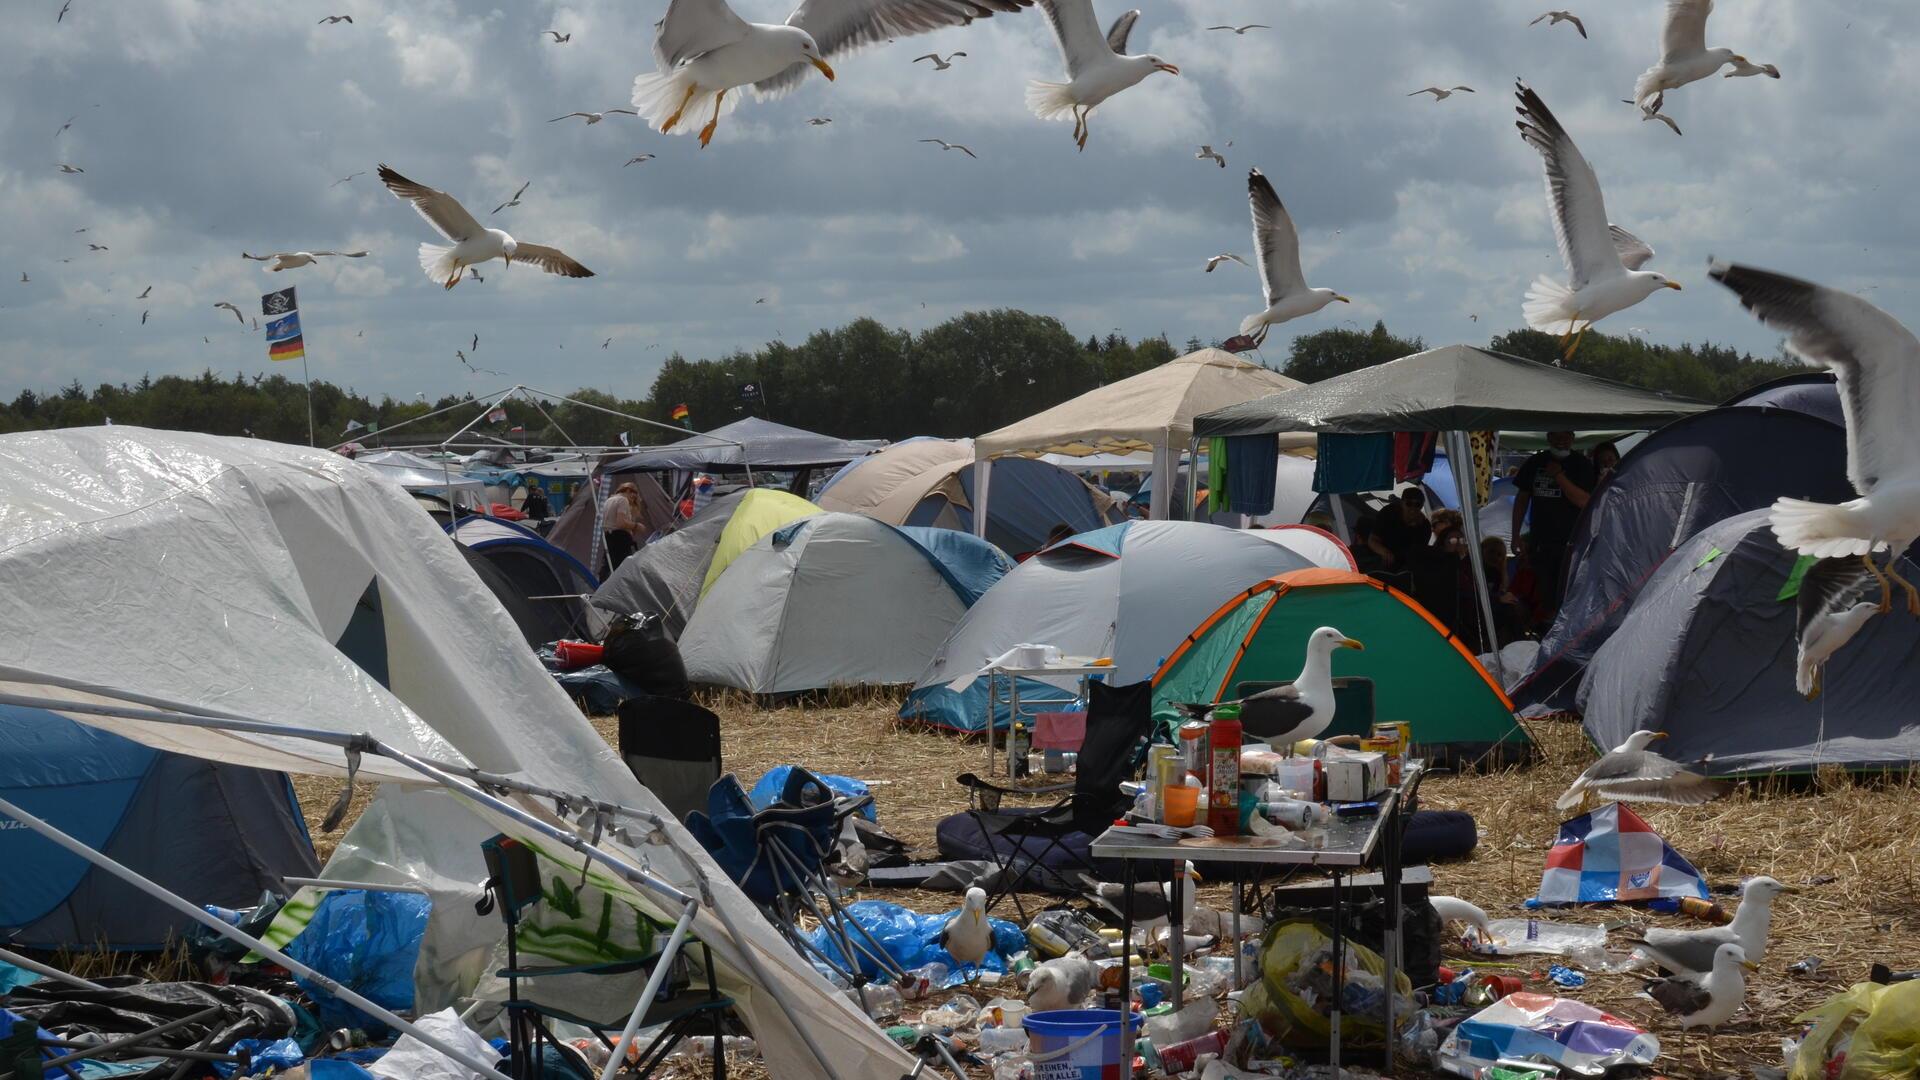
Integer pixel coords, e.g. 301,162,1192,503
670,403,690,422
268,335,306,362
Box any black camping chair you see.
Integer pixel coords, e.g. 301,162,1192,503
618,695,724,823
478,834,733,1079
954,679,1154,920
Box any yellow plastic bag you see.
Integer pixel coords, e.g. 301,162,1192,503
1238,919,1415,1048
1791,980,1920,1080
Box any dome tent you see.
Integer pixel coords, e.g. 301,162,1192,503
1578,509,1920,775
1151,569,1531,763
447,516,600,646
679,513,1003,694
902,521,1317,732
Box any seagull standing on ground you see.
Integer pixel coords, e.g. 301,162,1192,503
1239,170,1350,346
550,109,640,124
1196,144,1227,167
1634,0,1765,115
1709,261,1920,673
1629,877,1788,977
938,887,993,981
242,250,369,271
1078,861,1198,937
1515,81,1681,360
914,51,966,69
1028,1,1178,151
1646,943,1756,1030
631,0,1029,148
1530,10,1586,37
1554,730,1733,810
378,164,594,290
919,138,976,158
1409,85,1475,101
1025,954,1094,1012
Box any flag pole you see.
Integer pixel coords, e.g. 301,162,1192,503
303,353,314,447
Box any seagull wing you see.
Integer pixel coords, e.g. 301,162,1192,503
1647,974,1714,1015
1609,224,1656,270
377,165,482,243
654,0,753,71
550,112,594,122
1034,0,1112,80
1238,682,1318,741
1515,82,1623,290
1661,0,1712,63
511,243,595,279
1566,13,1586,37
1582,750,1733,805
1794,555,1881,696
1248,168,1307,306
310,251,369,258
762,0,1029,96
1710,261,1920,496
1105,8,1140,54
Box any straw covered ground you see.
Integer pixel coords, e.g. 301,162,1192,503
296,694,1920,1078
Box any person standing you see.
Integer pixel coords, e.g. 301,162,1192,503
1511,432,1596,615
602,482,645,571
521,484,550,521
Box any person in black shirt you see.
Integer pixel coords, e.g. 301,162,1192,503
1367,488,1431,576
1512,431,1596,615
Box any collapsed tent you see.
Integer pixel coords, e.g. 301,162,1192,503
447,516,600,647
680,514,1007,694
1514,404,1851,712
1578,509,1920,774
0,703,317,950
816,437,1120,555
590,488,821,638
1152,570,1529,761
902,521,1317,731
546,467,677,577
0,426,917,1080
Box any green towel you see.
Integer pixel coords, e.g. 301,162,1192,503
1208,437,1229,512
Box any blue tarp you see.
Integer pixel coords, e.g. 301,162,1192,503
802,900,1025,987
748,766,878,822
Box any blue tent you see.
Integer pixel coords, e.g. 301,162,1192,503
447,516,600,646
895,526,1015,606
0,704,317,950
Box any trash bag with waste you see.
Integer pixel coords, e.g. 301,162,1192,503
1237,918,1415,1048
1790,979,1920,1080
1437,992,1659,1077
284,889,432,1031
802,900,1023,987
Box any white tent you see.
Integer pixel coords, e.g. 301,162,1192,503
0,427,912,1080
681,513,972,694
973,348,1304,522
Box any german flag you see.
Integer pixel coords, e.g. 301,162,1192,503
268,335,306,362
670,403,690,422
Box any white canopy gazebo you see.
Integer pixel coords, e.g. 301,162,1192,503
972,349,1304,524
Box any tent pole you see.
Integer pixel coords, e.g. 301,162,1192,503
0,945,105,990
972,459,992,538
1187,437,1202,520
600,899,699,1080
1447,430,1505,684
0,794,513,1080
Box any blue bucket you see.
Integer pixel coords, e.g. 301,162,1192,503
1023,1009,1141,1080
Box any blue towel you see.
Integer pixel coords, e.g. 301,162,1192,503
1312,433,1394,494
1225,435,1280,515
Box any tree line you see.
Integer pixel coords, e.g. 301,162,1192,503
0,310,1808,447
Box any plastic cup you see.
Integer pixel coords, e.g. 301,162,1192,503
1162,785,1199,826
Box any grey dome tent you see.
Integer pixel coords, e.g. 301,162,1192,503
1513,402,1853,712
0,703,317,950
1723,370,1844,427
1578,508,1920,774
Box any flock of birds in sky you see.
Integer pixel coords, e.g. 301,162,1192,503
29,1,1920,690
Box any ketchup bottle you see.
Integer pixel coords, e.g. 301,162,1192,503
1207,705,1242,837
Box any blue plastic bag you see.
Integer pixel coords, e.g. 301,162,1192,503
213,1038,303,1079
803,900,1024,988
283,889,431,1031
749,766,877,822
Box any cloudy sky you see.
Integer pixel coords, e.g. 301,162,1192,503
2,0,1910,402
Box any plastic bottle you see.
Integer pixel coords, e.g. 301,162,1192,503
1207,705,1242,837
1009,721,1031,778
977,1026,1030,1056
861,984,905,1021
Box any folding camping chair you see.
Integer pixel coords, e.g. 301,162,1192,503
618,695,723,823
685,770,907,1011
954,679,1154,920
478,834,733,1079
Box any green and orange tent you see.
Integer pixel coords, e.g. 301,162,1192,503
1152,568,1533,764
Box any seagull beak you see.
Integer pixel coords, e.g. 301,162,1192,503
1334,294,1352,303
1741,960,1760,972
1664,281,1683,290
1155,62,1181,75
811,57,836,80
1650,732,1669,740
1340,638,1364,651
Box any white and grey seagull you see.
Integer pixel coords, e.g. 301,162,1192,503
1628,876,1788,977
919,138,976,158
1529,10,1586,38
913,50,966,69
491,180,531,215
1554,730,1733,811
550,108,640,125
1204,252,1249,273
56,164,83,174
1239,169,1350,345
242,250,369,271
318,14,353,24
1409,85,1475,101
1515,81,1681,360
213,301,244,324
1028,1,1178,151
1725,57,1781,80
1634,0,1767,115
1196,144,1227,167
1789,554,1887,698
379,164,594,290
1646,943,1756,1031
624,153,657,166
630,0,1029,148
1205,23,1267,34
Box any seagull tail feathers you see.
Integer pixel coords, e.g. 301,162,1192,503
1522,275,1580,332
1238,311,1268,338
632,69,735,134
1770,498,1876,558
1025,80,1078,121
1553,780,1585,811
417,243,458,283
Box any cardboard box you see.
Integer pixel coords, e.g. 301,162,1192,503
1325,751,1386,803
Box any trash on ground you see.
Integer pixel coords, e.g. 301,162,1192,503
1790,978,1920,1080
1530,803,1711,907
1437,992,1660,1077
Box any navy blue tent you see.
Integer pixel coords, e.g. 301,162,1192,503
448,516,600,646
0,705,317,950
1514,400,1852,712
1722,371,1844,427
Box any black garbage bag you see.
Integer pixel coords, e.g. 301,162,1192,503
600,612,690,699
0,979,297,1062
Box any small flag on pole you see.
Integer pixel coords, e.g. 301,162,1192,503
268,335,306,362
619,431,630,446
670,403,690,422
487,406,508,424
264,311,302,341
262,287,297,316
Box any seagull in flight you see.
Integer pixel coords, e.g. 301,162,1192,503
318,14,353,24
330,171,366,187
1514,81,1680,360
1205,23,1267,34
602,337,613,348
1725,57,1781,80
140,309,149,325
57,0,71,23
213,301,244,324
86,243,108,252
471,333,479,351
919,138,976,158
136,285,151,299
1204,252,1249,273
1410,85,1475,101
242,250,368,271
56,115,76,136
550,108,640,125
1530,10,1586,37
1634,0,1766,115
1029,1,1180,151
806,117,833,126
20,272,28,283
492,180,530,215
56,164,83,174
1239,169,1350,345
465,267,484,283
914,51,966,70
624,153,657,166
379,164,594,290
1196,144,1227,168
543,29,571,42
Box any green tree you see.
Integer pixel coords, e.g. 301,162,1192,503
1284,321,1426,383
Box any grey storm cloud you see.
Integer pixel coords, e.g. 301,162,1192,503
2,0,1916,400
